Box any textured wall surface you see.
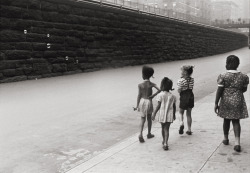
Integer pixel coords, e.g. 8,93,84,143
0,0,248,83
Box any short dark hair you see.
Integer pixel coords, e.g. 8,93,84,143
160,77,173,91
142,66,154,79
226,55,239,70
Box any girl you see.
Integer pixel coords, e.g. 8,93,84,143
152,77,176,150
134,66,160,143
177,65,194,135
215,55,249,152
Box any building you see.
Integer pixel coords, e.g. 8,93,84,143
211,1,239,22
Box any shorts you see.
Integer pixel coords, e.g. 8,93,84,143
138,98,153,117
179,89,194,110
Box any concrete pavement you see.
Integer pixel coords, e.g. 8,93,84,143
67,73,250,173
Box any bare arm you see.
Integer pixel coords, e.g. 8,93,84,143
134,85,142,111
214,87,224,114
148,84,161,99
152,101,161,121
173,103,176,120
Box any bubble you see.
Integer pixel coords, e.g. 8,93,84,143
65,56,69,60
24,30,27,34
47,43,51,49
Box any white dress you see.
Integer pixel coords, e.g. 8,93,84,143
156,91,176,123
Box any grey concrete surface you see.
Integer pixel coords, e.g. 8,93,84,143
0,47,249,173
67,78,250,173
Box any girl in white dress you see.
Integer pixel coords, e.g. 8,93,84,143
152,77,176,150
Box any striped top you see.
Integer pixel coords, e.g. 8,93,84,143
177,77,194,90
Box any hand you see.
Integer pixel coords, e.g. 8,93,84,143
214,104,219,114
148,95,154,99
151,114,155,121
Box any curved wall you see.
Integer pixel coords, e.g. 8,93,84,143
0,0,248,83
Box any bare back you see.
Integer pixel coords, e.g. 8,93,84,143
138,81,155,99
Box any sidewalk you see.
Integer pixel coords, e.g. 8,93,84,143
67,74,250,173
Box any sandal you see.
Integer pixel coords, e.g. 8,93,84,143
234,145,241,152
179,125,184,134
186,131,193,135
147,133,155,139
222,139,229,145
139,136,145,143
163,145,169,150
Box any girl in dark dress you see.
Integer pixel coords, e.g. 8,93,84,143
215,55,249,152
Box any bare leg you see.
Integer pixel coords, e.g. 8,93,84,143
164,122,171,146
139,117,146,137
161,123,165,144
147,114,152,135
186,108,192,132
223,119,231,141
232,119,241,146
179,108,185,134
179,108,185,126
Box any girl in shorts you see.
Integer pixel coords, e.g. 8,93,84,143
177,65,194,135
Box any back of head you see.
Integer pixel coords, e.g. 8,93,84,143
181,65,194,76
142,66,154,79
160,77,173,91
226,55,239,70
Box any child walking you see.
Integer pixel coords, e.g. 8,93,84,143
152,77,176,150
134,66,160,143
215,55,249,152
177,65,194,135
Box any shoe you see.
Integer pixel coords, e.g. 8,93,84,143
186,131,193,135
147,133,154,139
163,145,169,150
139,136,145,143
179,125,184,134
234,145,241,152
222,139,229,145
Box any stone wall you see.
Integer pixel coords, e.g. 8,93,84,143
0,0,248,83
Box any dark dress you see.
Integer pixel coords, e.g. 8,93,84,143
217,71,249,119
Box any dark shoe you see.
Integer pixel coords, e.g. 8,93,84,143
179,125,184,134
163,145,169,150
234,145,241,152
147,133,154,139
186,131,193,135
222,139,229,145
139,136,145,143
